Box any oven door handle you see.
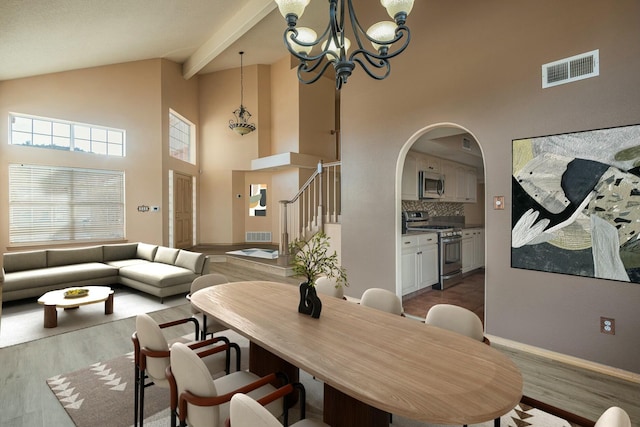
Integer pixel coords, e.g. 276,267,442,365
441,236,462,243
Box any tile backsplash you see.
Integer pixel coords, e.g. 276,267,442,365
402,200,464,217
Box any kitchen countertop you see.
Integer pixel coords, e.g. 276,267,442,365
402,230,439,236
463,224,484,229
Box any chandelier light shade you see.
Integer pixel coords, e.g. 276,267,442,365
274,0,414,89
229,51,256,136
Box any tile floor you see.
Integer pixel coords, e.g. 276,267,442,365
402,270,485,323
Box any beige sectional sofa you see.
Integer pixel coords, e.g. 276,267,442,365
1,242,209,302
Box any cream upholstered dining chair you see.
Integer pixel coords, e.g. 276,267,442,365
168,342,296,427
189,273,230,340
314,276,345,300
133,313,240,427
424,303,487,343
424,304,492,427
227,393,330,427
594,406,631,427
359,288,404,316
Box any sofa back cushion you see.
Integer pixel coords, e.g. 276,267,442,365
103,243,138,261
3,250,47,273
47,246,103,267
155,247,180,265
175,250,206,274
136,243,158,261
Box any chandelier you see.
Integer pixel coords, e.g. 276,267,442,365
229,51,256,136
274,0,414,89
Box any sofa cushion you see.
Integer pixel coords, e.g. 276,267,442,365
119,263,197,288
105,259,150,269
175,250,206,274
3,263,118,292
103,243,138,262
136,243,158,261
47,246,104,267
3,250,47,273
155,247,180,265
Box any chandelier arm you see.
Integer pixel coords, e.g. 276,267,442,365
297,60,336,85
328,0,345,62
352,55,391,80
346,0,368,54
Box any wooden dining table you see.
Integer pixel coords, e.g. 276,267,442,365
191,281,523,427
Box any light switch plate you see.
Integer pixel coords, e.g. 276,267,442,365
494,196,505,210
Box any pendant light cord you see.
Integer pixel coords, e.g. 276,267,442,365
239,51,244,106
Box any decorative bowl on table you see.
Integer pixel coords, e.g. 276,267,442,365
64,288,89,298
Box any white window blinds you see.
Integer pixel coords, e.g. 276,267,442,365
9,164,125,244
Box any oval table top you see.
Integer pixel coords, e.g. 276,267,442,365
192,280,523,425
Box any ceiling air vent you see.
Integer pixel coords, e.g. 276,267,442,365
542,49,599,88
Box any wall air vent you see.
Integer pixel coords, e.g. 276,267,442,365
542,49,599,88
462,137,471,151
245,231,272,242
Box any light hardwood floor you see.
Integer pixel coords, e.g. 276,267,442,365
400,269,639,426
0,259,637,427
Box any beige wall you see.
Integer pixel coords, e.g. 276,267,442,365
299,78,339,160
198,65,263,244
161,59,200,245
270,56,301,154
0,60,165,250
340,0,640,372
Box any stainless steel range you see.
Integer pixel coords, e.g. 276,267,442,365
403,211,463,290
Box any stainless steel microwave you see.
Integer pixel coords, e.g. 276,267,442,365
419,171,444,199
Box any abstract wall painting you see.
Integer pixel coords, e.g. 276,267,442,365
512,123,640,284
249,184,267,216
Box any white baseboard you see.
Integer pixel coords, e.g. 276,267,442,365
487,334,640,384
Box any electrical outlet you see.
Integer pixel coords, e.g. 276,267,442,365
600,317,615,335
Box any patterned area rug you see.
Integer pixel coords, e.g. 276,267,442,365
47,352,168,427
48,351,575,427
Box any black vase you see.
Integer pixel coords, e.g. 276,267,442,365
298,282,322,318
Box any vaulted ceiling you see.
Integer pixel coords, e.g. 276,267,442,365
0,0,327,81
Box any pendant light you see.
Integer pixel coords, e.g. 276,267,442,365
274,0,414,89
229,51,256,136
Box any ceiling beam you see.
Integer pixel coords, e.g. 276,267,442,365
182,0,276,79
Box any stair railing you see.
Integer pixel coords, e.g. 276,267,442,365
279,160,341,263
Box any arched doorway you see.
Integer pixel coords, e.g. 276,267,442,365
395,123,486,321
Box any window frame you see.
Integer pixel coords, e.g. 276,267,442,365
169,109,196,164
9,112,126,157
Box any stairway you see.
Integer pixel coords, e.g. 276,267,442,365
194,244,295,277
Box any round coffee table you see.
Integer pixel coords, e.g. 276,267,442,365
37,286,114,328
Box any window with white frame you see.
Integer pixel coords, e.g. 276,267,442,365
169,110,195,164
9,113,125,157
8,164,125,244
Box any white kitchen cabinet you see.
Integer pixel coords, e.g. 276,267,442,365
461,228,484,273
401,236,419,295
458,166,477,203
401,233,438,296
418,234,439,288
435,160,477,203
401,152,418,200
420,155,441,173
440,160,458,201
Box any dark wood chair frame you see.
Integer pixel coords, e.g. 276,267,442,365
132,317,241,427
